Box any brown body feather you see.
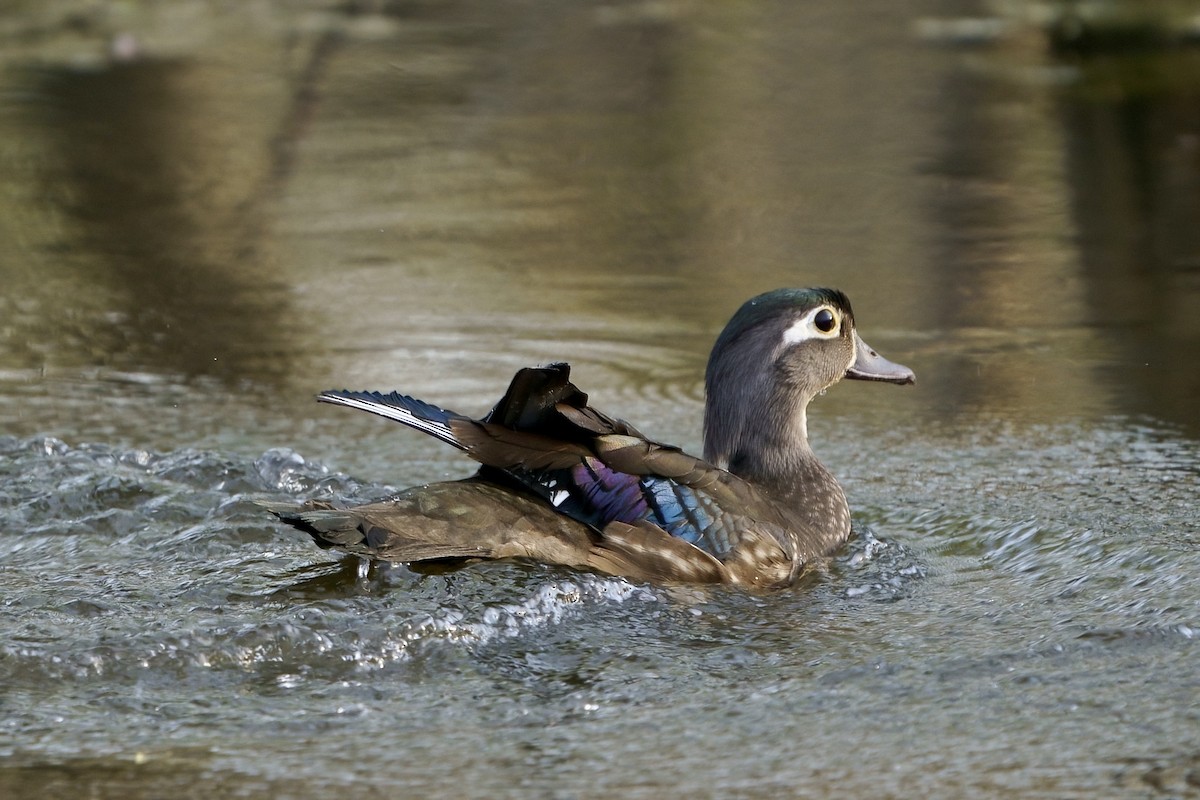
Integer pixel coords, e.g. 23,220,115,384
266,478,785,585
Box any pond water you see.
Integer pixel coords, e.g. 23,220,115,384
1,1,1199,798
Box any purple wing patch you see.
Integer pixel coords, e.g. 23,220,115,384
569,457,648,524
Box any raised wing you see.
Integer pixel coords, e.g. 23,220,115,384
318,390,464,450
319,363,791,565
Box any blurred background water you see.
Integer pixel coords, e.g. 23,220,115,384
1,1,1198,798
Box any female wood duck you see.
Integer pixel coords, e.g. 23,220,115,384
268,288,914,588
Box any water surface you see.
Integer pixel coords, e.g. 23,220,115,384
1,1,1198,798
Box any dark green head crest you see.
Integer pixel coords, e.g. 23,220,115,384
713,288,854,353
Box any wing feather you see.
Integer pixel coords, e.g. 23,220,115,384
318,390,463,450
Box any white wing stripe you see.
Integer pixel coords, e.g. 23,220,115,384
318,393,464,450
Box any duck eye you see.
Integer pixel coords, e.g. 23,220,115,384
814,308,836,333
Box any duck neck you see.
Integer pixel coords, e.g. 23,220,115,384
704,389,850,544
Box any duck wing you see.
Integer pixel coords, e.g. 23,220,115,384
306,363,799,585
315,363,629,451
317,389,465,450
442,366,796,569
265,481,739,584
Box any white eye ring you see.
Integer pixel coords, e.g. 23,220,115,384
781,306,841,345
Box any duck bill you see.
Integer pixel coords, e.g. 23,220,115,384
847,332,915,385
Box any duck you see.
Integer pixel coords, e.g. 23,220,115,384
267,288,914,588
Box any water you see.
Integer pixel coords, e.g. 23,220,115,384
2,1,1199,798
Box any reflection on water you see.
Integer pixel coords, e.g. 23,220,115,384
0,1,1198,798
0,1,1194,439
1062,51,1200,426
29,59,286,379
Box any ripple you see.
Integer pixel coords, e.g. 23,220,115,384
336,576,660,670
302,317,710,437
2,421,1199,800
834,525,927,602
0,437,663,688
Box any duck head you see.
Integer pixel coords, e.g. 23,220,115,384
703,288,913,478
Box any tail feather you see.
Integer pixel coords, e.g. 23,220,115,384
318,390,464,450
